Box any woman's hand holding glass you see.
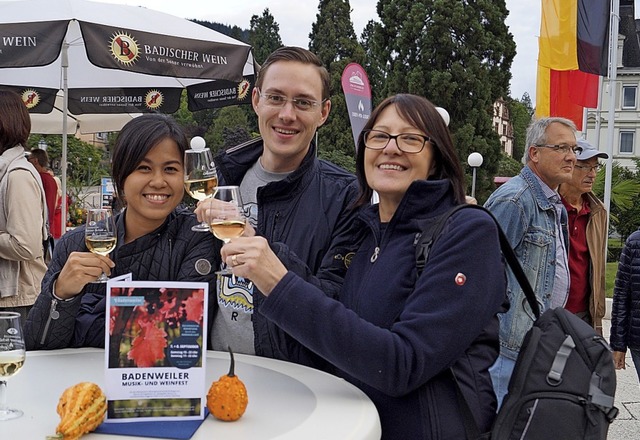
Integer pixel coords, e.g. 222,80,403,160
219,236,288,296
84,208,117,283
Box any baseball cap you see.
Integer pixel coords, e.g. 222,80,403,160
576,138,609,160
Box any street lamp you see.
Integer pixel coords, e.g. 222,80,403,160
467,152,484,199
87,157,92,186
38,138,47,151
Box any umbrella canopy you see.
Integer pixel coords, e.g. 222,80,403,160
30,92,141,134
0,0,256,235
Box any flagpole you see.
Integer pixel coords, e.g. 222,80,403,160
604,0,620,239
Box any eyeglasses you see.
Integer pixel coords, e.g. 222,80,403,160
362,129,431,154
534,144,583,155
257,88,325,112
574,163,603,173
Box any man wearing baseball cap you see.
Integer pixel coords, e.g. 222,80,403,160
559,138,609,335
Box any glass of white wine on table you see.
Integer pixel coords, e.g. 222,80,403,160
184,136,218,232
0,312,26,421
207,185,246,276
85,208,117,283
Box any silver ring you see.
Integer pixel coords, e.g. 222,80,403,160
231,254,239,267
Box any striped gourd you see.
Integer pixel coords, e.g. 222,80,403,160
47,382,107,440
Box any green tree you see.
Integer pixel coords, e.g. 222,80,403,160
249,9,283,65
309,0,366,171
596,160,640,240
362,0,516,200
508,94,534,162
204,106,250,154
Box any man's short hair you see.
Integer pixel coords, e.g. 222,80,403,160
28,148,49,167
255,46,331,101
523,117,577,164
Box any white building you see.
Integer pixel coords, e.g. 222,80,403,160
585,0,640,170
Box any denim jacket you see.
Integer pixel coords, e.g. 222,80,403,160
485,166,569,360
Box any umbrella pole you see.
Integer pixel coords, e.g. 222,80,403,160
60,41,69,238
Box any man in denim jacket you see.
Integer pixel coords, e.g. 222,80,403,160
485,117,579,406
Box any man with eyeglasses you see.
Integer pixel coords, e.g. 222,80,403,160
195,47,360,364
484,117,578,407
559,138,609,336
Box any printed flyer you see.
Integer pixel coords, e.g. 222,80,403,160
104,274,208,422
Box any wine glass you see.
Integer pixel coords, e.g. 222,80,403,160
206,186,246,275
0,312,26,421
184,136,218,232
85,208,117,283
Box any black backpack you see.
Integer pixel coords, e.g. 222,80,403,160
415,204,618,440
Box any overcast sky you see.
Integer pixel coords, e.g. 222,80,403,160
3,0,635,106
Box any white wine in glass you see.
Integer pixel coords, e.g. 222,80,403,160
184,137,218,232
85,208,117,283
0,312,26,421
207,186,246,275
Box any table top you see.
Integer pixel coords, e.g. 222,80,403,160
0,348,381,439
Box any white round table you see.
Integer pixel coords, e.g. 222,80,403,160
0,348,381,439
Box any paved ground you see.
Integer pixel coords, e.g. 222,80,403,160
603,319,640,439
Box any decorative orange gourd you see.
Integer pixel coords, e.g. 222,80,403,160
207,346,248,421
47,382,107,440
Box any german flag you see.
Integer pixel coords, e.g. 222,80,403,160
536,0,610,129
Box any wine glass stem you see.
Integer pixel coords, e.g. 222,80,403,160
0,380,7,413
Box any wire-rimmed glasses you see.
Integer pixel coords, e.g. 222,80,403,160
534,144,583,155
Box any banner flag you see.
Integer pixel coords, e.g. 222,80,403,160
536,0,610,125
341,63,372,151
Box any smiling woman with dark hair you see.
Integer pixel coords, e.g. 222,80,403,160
217,93,508,438
24,114,217,350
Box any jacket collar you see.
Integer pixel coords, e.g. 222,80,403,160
216,137,319,197
360,179,457,230
520,165,556,211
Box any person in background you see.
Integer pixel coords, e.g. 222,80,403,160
216,94,507,438
195,46,360,361
0,90,48,322
558,138,609,335
484,116,579,407
27,148,57,235
24,114,217,350
610,230,640,383
47,168,63,243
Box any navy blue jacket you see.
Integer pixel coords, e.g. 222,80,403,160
610,229,640,351
260,180,508,439
24,207,217,350
213,137,361,361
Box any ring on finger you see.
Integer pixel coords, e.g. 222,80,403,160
231,254,239,267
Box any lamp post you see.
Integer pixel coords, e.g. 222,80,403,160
467,152,484,199
38,138,47,151
87,157,92,186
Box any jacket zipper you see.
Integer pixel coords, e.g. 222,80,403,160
271,211,280,238
40,298,59,345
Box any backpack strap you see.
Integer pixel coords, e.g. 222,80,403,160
415,204,540,319
415,204,541,440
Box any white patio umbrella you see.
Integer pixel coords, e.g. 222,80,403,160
30,92,141,134
0,0,255,236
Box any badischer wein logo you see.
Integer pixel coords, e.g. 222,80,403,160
110,31,140,65
21,89,40,109
237,79,250,101
145,90,164,110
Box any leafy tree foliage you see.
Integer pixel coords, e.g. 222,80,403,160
362,0,516,200
595,160,640,241
508,93,534,162
249,9,283,64
204,106,250,155
309,0,366,171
